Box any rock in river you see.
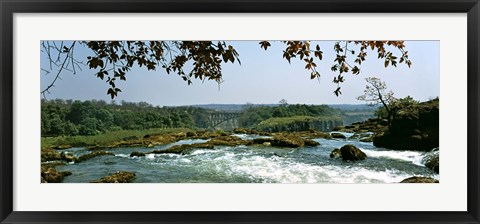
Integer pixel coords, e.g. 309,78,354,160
91,171,136,183
400,176,439,183
424,154,439,174
331,133,346,139
130,151,146,157
330,148,341,159
340,144,367,161
271,135,305,148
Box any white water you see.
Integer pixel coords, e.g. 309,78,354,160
56,134,439,183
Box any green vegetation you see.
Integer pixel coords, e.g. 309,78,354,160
41,99,210,137
238,104,339,128
256,115,343,132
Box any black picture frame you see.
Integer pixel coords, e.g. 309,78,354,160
1,0,479,223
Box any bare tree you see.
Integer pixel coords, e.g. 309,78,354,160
357,77,396,124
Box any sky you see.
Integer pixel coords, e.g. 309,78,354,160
40,41,439,106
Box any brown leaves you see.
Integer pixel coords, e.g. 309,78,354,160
81,40,412,99
259,41,271,50
83,41,242,99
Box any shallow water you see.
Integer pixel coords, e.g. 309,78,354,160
55,133,438,183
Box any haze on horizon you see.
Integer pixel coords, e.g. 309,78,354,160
40,41,440,107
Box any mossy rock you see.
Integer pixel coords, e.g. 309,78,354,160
271,135,305,148
400,176,439,183
41,166,72,183
75,151,114,163
331,133,346,139
303,139,320,147
41,148,63,162
91,171,136,183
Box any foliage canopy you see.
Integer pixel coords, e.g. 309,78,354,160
41,41,412,99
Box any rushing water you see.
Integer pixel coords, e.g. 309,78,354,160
55,133,439,183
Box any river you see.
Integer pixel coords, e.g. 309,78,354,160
55,132,439,183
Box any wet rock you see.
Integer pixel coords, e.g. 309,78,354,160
253,138,272,144
330,148,341,159
91,171,136,183
271,135,305,148
41,148,62,162
340,144,367,161
303,139,320,147
331,133,346,139
424,154,439,174
359,136,374,142
400,176,439,183
207,135,250,146
151,143,214,154
41,166,72,183
60,151,76,162
75,151,114,163
130,151,146,157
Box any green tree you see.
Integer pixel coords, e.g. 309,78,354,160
41,41,411,98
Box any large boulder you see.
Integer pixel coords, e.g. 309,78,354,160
400,176,439,183
330,148,341,159
340,144,367,161
373,99,439,151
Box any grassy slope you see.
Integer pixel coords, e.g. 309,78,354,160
256,115,342,128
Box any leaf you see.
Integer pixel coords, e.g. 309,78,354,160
259,41,271,50
334,87,342,96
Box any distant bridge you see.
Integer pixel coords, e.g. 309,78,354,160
207,111,240,130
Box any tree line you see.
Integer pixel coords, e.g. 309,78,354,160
41,99,212,136
238,103,340,128
42,99,343,137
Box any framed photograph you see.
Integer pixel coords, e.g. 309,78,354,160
1,0,479,223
